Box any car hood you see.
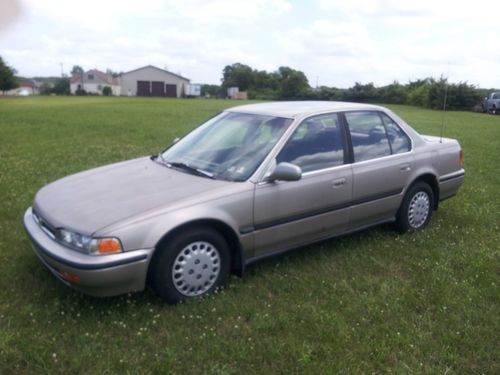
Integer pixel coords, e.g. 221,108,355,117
33,157,232,235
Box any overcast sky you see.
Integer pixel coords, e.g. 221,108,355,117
1,0,499,88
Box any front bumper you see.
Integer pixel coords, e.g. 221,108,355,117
23,207,153,297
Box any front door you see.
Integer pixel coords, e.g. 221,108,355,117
253,113,352,258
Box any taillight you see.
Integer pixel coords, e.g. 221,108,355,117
459,149,464,167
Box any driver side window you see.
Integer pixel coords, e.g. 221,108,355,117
276,113,345,173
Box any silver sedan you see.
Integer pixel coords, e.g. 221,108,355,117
24,101,465,303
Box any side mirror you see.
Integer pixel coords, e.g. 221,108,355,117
268,162,302,182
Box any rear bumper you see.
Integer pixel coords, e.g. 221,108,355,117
439,169,465,201
23,207,153,297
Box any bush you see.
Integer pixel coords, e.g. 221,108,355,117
39,83,52,95
75,87,87,96
102,86,112,96
408,84,431,107
343,82,378,103
379,82,408,104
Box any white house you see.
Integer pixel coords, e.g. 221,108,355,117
70,69,120,95
3,80,39,96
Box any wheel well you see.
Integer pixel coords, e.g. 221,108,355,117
413,174,439,209
150,219,244,277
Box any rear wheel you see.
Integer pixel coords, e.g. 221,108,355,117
395,182,434,233
149,228,230,304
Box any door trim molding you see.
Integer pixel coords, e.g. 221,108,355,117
239,187,402,234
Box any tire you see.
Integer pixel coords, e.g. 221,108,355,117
149,228,230,304
395,181,434,233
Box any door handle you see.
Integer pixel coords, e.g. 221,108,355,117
332,178,346,187
399,163,411,172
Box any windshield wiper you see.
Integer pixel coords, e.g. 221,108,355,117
153,153,168,165
167,162,215,179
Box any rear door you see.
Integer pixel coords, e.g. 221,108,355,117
343,111,413,228
253,113,352,258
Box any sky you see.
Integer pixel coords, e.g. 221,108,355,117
1,0,499,88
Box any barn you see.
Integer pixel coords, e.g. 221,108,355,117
120,65,190,97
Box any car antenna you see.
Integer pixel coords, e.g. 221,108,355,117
439,62,450,143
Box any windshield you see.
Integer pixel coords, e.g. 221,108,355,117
160,112,293,181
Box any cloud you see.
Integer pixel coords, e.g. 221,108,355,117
276,19,372,60
0,0,499,87
163,0,292,25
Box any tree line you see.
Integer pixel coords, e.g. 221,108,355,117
206,62,493,111
1,55,496,111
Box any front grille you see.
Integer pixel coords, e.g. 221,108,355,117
32,208,57,240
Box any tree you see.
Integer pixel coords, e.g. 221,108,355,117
221,63,254,91
106,68,122,78
0,56,18,94
276,66,309,99
71,65,84,76
52,76,70,95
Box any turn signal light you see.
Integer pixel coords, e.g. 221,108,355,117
459,149,464,167
61,271,81,284
96,238,122,254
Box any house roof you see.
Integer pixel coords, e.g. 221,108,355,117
70,69,118,85
18,81,34,88
121,65,190,82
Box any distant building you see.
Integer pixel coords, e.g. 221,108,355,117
70,69,120,95
227,87,248,100
3,80,38,96
185,83,201,97
120,65,190,97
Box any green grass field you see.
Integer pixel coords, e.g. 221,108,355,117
0,97,498,374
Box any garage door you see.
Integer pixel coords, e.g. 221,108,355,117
137,81,150,96
151,81,165,97
165,84,177,98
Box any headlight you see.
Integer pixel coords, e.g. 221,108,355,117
56,229,123,255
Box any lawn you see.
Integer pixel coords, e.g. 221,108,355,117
0,97,498,374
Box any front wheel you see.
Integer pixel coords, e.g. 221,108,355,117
149,228,230,304
395,182,434,233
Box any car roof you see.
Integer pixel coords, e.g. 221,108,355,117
226,101,385,119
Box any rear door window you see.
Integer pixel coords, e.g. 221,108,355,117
345,112,391,162
380,113,411,154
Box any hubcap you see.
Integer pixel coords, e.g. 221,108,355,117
408,191,430,229
172,241,220,297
